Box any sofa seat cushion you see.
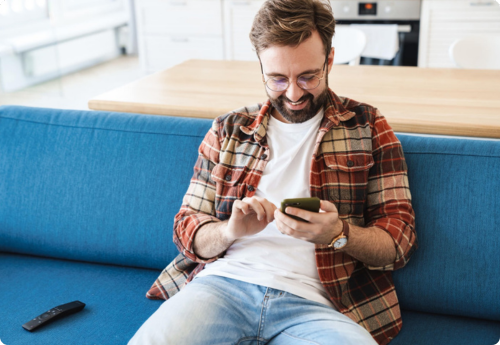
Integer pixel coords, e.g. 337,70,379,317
392,310,500,345
0,253,163,345
2,253,500,344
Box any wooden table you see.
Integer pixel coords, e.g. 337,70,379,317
88,59,500,139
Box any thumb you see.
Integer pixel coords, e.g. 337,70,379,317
320,200,338,213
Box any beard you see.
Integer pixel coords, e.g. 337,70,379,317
267,86,330,124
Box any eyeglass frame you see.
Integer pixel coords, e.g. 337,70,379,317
259,55,330,92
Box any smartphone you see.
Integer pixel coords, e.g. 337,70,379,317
280,197,320,223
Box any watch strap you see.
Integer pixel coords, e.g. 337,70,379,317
328,219,349,248
342,219,350,238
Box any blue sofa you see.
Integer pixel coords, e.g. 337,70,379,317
1,105,499,345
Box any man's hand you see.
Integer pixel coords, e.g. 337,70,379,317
193,196,276,261
274,199,397,267
225,196,277,242
274,199,342,245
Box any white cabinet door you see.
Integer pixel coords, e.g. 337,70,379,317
419,0,500,68
136,0,223,72
143,35,224,72
224,0,265,61
138,0,222,36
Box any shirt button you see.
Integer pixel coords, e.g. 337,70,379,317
347,160,354,167
248,185,254,192
225,174,231,181
261,154,268,160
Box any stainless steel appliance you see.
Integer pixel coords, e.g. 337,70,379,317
330,0,421,66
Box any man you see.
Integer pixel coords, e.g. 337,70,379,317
129,0,417,344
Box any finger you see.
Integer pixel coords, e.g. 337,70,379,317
276,218,293,235
275,209,311,233
233,200,251,216
284,206,316,223
245,198,267,221
250,197,277,222
320,200,338,213
275,219,285,234
261,200,278,223
283,207,324,229
277,220,311,241
304,200,338,224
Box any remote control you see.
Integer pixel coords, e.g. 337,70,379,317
22,301,85,332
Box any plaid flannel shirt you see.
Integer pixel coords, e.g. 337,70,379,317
147,89,417,345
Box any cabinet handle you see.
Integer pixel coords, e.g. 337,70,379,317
171,37,189,43
232,0,251,5
469,1,495,6
169,1,187,6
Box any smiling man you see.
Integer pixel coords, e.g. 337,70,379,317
259,32,331,125
129,1,417,344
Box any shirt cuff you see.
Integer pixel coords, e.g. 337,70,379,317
364,221,416,271
174,213,222,264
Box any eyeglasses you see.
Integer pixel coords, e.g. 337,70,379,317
260,59,328,92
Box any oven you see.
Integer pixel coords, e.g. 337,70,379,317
330,0,421,66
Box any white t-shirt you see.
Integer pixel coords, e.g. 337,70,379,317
196,109,334,308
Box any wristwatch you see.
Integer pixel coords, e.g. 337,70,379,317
328,219,350,250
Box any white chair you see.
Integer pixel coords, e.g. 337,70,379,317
449,35,500,70
332,27,367,66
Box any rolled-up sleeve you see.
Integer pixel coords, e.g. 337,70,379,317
173,119,223,264
364,110,417,271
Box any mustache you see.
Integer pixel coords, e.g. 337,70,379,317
279,93,314,104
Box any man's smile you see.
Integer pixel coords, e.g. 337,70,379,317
286,98,309,110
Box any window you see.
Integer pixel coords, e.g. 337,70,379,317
0,0,49,29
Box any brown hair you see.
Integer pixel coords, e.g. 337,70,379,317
249,0,336,58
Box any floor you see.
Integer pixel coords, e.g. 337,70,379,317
0,55,147,111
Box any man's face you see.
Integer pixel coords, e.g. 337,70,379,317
259,30,334,124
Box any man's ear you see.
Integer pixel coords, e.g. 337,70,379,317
327,47,335,73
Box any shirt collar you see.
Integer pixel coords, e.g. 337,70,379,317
322,88,357,128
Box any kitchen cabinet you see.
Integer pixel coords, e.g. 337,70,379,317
135,0,265,72
419,0,500,68
133,0,500,71
224,0,265,61
135,0,224,72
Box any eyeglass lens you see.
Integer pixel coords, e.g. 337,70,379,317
266,75,321,92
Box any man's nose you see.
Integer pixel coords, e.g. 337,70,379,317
285,81,305,102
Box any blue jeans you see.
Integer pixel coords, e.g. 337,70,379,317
129,276,377,345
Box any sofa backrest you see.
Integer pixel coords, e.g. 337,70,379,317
0,105,212,270
394,134,500,322
1,106,499,322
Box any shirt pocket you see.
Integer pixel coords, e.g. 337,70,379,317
322,153,374,218
324,153,374,172
211,164,246,219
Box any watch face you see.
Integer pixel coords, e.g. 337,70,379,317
334,237,347,249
